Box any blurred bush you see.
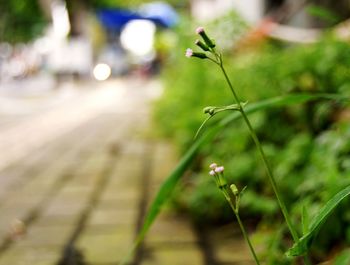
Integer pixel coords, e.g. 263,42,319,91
153,13,350,263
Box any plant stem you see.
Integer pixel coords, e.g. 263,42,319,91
226,198,260,265
218,62,300,242
218,61,313,265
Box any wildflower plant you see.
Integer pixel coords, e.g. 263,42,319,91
186,26,304,264
184,27,350,264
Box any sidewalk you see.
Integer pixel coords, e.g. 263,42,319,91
0,78,253,265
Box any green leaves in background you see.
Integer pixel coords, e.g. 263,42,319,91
306,5,340,24
0,0,47,43
287,185,350,257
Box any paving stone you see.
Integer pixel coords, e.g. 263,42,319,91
59,185,94,195
146,213,197,245
101,186,140,203
209,225,254,264
119,141,147,156
150,141,178,185
72,154,110,180
34,213,80,227
107,156,144,187
76,226,134,263
142,244,204,265
87,207,138,227
15,225,74,248
45,189,91,206
2,193,44,207
41,200,87,218
95,195,138,211
0,246,61,265
214,239,255,264
0,203,34,229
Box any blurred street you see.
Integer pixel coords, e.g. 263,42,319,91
0,78,253,265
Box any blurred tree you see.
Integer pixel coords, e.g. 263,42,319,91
0,0,48,43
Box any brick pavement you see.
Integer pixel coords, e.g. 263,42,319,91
0,79,254,265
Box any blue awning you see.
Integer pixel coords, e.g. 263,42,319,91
97,9,142,31
97,3,178,31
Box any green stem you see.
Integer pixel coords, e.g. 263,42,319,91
218,61,313,265
227,199,260,265
218,62,299,242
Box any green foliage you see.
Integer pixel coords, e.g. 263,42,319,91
306,5,341,25
334,249,350,265
288,185,350,257
153,17,350,262
0,0,47,43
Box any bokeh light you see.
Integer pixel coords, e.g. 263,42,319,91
120,19,156,57
93,63,111,81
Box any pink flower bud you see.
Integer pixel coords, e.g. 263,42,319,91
209,163,217,170
215,166,224,173
185,48,193,58
196,26,204,34
209,170,216,176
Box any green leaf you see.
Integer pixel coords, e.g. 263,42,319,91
287,185,350,257
194,115,214,139
119,93,349,264
334,249,350,265
301,205,310,235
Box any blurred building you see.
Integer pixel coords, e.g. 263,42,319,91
191,0,264,23
191,0,350,27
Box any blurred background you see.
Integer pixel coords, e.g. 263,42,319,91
0,0,349,265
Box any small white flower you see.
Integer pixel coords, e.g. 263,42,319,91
209,170,216,176
209,163,217,170
185,48,193,58
215,166,224,173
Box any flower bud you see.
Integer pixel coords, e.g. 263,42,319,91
192,52,208,59
209,170,216,176
209,163,217,170
196,27,205,34
215,166,224,173
195,39,209,51
230,184,239,196
195,27,215,48
185,48,208,59
203,107,215,115
185,48,193,58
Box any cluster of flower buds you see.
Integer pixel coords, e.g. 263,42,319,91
209,163,224,175
185,27,216,59
209,163,243,210
209,162,227,189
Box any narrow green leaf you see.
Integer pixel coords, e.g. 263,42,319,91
120,93,349,264
301,205,310,235
287,185,350,257
194,115,214,139
220,93,348,128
